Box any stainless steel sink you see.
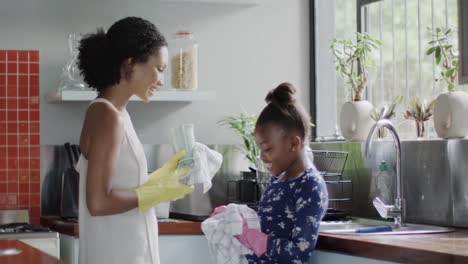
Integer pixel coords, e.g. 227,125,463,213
319,218,455,235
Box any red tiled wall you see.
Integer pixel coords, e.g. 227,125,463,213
0,50,40,224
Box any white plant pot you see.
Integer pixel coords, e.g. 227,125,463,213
433,91,468,139
339,100,374,141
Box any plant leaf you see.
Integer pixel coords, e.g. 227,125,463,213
426,47,436,55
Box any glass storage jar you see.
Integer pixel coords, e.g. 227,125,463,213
170,31,198,90
58,33,86,91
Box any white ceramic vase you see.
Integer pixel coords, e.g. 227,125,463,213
339,100,374,141
433,91,468,139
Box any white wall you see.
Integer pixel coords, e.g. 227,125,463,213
0,0,309,145
314,0,337,137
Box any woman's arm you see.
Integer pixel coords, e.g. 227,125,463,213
84,104,138,216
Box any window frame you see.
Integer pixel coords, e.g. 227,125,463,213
459,0,468,84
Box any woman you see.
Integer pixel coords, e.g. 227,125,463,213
235,82,329,263
76,17,192,264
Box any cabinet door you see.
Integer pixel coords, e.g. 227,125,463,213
309,250,397,264
59,233,79,264
159,235,213,264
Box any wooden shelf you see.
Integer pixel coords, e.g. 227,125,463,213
46,89,215,103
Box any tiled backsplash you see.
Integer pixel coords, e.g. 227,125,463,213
0,50,40,224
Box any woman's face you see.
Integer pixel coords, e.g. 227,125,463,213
255,123,297,176
129,46,169,103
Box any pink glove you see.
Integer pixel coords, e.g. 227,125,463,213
234,218,268,257
210,205,227,217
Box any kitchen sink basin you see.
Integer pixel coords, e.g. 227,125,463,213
319,218,455,235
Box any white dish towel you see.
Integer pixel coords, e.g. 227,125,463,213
180,142,223,193
201,204,261,264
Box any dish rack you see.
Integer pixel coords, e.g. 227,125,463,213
312,150,352,220
226,150,352,218
226,179,260,211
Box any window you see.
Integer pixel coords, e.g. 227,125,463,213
315,0,467,139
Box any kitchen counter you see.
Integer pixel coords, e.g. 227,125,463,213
42,215,468,263
317,228,468,263
0,240,63,264
40,216,203,237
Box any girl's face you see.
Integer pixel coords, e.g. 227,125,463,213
129,46,169,103
255,123,298,176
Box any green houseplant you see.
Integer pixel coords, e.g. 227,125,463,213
426,27,468,138
426,27,458,91
218,113,260,168
330,32,382,102
330,32,382,141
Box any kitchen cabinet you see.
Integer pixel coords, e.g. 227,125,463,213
159,235,212,263
159,0,261,5
46,90,215,103
57,234,211,264
310,250,396,264
59,234,79,264
160,237,395,264
51,234,398,264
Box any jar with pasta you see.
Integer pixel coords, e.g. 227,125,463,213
170,31,198,90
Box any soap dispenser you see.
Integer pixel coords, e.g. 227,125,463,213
369,160,393,204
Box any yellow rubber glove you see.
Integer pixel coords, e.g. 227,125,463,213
135,150,193,212
142,150,188,186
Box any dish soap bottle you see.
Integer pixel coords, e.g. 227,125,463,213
369,160,393,204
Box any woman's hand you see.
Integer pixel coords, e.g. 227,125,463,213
135,150,193,212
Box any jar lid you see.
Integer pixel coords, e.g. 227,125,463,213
175,31,193,36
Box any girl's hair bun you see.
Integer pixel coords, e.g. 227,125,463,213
265,82,297,107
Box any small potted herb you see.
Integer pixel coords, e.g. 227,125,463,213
371,95,403,138
404,97,435,138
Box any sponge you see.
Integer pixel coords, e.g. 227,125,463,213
355,225,393,233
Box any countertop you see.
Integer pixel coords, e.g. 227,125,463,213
41,215,468,263
0,240,63,264
317,228,468,263
40,216,203,237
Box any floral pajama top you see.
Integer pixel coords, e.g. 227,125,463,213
246,167,328,264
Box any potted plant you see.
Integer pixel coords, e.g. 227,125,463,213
330,32,382,141
371,95,403,138
404,97,436,138
218,113,260,179
427,27,468,138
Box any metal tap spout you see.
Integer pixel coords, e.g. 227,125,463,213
365,119,405,228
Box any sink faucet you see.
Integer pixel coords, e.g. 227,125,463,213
365,119,405,228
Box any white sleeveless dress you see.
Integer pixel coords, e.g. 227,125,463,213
76,98,160,264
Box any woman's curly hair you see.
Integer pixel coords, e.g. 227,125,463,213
77,17,167,92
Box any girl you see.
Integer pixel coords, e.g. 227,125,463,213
236,82,328,263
